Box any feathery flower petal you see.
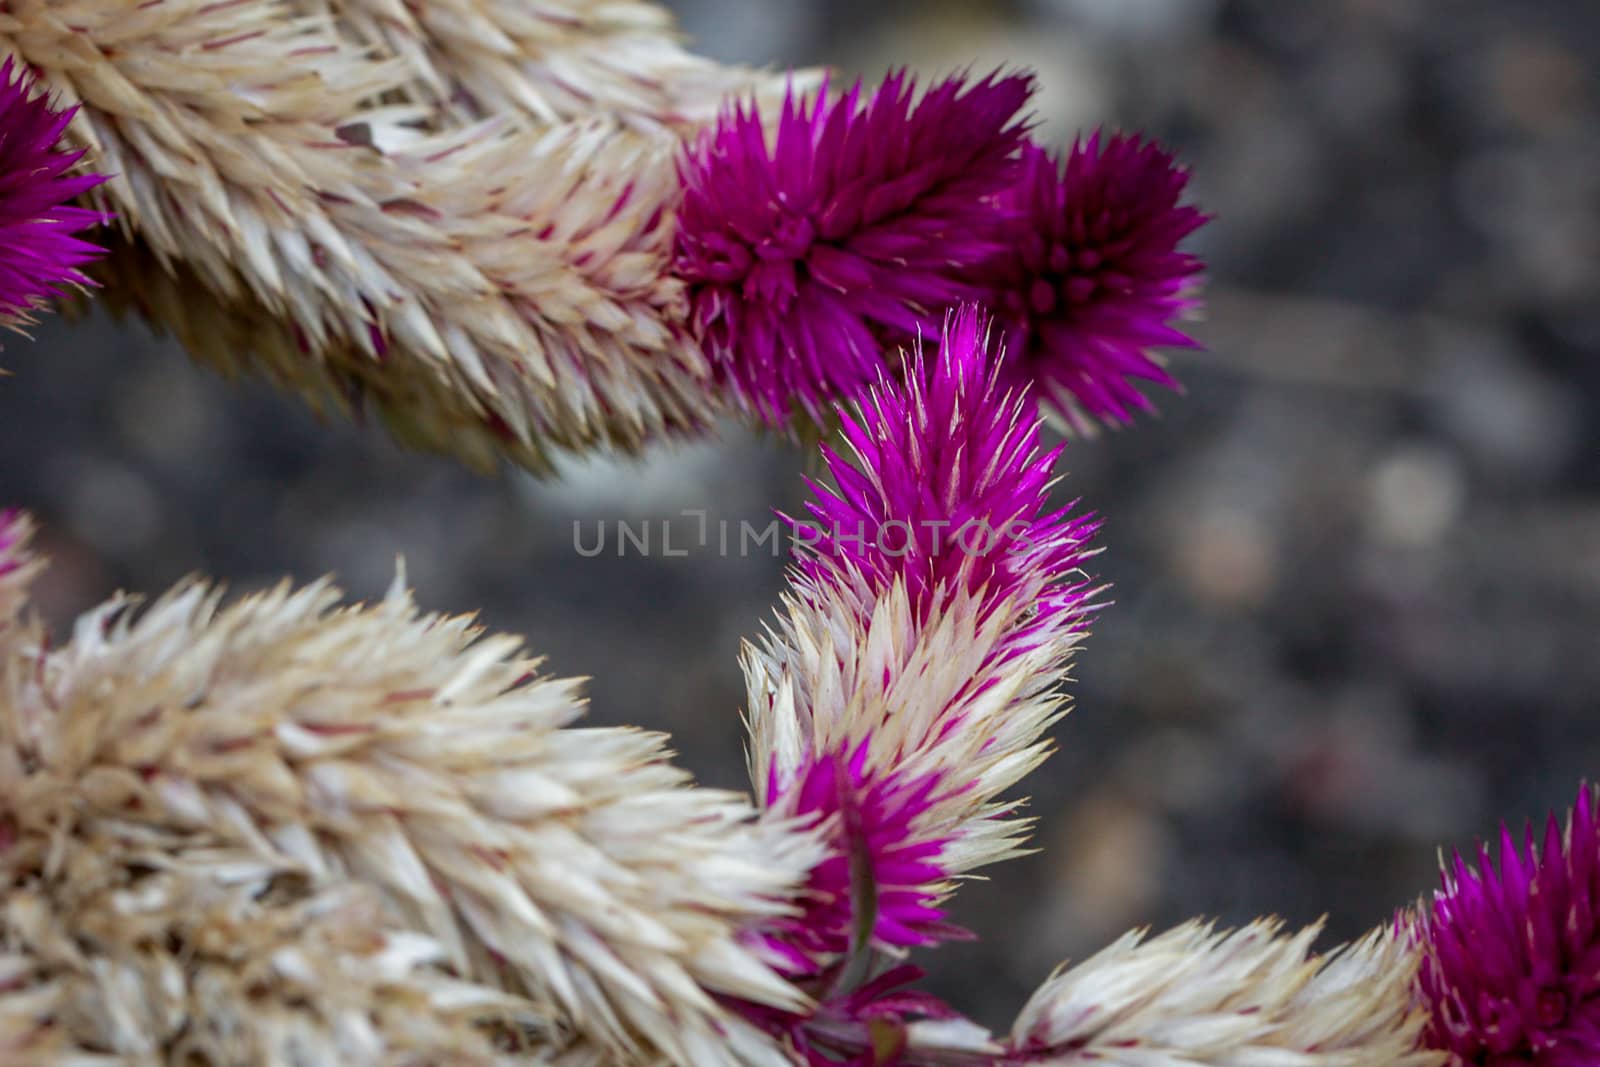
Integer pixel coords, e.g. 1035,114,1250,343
0,524,824,1066
1415,783,1600,1066
1005,920,1440,1065
674,72,1034,425
982,133,1207,433
0,57,107,327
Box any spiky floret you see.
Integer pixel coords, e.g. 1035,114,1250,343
743,307,1098,982
673,72,1034,425
982,133,1207,433
796,304,1100,619
0,528,822,1067
1005,920,1442,1066
0,57,106,328
1415,784,1600,1066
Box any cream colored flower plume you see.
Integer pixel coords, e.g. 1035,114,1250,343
0,518,823,1065
0,0,813,472
1005,920,1443,1066
312,0,803,130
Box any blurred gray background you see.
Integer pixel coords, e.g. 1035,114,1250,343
3,0,1598,1030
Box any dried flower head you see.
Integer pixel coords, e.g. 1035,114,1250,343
0,527,824,1065
0,57,106,328
314,0,812,131
0,0,792,473
674,72,1034,425
1415,783,1600,1066
1006,920,1441,1065
982,133,1207,433
744,308,1099,981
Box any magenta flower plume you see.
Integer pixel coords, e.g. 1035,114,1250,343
673,70,1034,425
1416,783,1600,1065
738,305,1099,1062
796,303,1100,624
0,58,108,327
981,133,1207,432
747,303,1099,960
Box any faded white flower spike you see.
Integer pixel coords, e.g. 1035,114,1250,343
0,1,727,472
309,0,815,131
0,518,823,1065
1005,920,1443,1066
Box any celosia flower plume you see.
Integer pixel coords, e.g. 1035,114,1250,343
1005,920,1438,1065
0,57,106,327
674,72,1034,425
982,133,1207,432
1415,783,1600,1066
743,307,1099,1008
0,526,824,1066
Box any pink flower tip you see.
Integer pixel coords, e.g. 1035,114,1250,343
794,303,1100,628
673,70,1035,426
0,58,112,328
982,131,1209,433
1415,781,1600,1065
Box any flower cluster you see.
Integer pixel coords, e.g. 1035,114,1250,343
674,72,1034,424
1415,784,1600,1066
981,133,1208,432
7,1,1208,469
0,57,107,328
674,76,1209,438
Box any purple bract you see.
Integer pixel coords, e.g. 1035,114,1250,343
0,58,108,327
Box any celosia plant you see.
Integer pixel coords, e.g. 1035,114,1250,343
0,3,1584,1066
